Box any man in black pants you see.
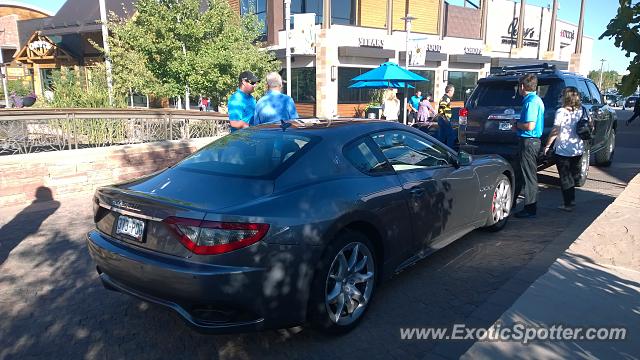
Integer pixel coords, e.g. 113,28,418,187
514,74,545,218
626,99,640,125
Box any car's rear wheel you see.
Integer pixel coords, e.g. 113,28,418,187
484,174,512,232
595,130,615,167
576,148,590,187
309,231,376,334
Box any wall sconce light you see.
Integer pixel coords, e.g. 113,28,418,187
331,65,338,81
443,70,448,83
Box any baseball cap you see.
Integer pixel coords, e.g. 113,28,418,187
239,71,259,84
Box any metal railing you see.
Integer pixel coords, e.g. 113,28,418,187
0,108,230,155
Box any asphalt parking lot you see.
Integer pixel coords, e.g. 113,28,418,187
1,110,639,360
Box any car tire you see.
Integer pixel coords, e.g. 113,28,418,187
483,174,512,232
595,130,615,167
576,148,590,187
308,231,377,334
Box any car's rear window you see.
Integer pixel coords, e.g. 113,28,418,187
470,79,564,108
176,130,313,177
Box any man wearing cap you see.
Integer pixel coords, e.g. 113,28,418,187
228,71,259,131
254,72,299,125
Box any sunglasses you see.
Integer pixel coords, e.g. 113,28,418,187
244,79,258,86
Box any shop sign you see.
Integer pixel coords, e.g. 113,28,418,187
501,18,539,48
560,29,575,40
291,13,316,55
464,47,483,55
358,38,384,48
28,40,52,55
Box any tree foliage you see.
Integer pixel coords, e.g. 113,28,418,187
587,70,620,92
43,65,125,108
600,0,640,95
107,0,280,106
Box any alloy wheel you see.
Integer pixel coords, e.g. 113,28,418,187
325,242,374,326
491,178,512,223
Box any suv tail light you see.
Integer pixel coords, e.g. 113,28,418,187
164,217,269,255
459,108,469,125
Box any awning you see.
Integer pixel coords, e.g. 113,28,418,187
448,54,491,64
338,46,395,59
490,57,568,70
271,48,316,59
399,51,448,63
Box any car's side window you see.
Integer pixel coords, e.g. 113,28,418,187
343,137,394,175
370,131,452,172
586,81,602,105
576,80,593,105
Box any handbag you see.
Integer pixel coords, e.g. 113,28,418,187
576,106,594,141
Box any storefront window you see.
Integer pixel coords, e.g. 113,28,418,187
447,71,478,102
291,0,323,25
241,0,267,35
338,67,377,104
282,67,316,103
407,70,435,100
291,0,355,25
332,0,356,25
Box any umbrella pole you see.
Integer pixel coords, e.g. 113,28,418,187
403,85,408,125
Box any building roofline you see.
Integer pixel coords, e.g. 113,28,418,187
0,0,55,16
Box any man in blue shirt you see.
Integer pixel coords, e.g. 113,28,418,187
514,74,545,218
228,71,259,131
408,90,422,123
254,72,299,125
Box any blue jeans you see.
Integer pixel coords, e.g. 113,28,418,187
436,117,456,147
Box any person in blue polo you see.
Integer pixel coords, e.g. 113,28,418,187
228,70,259,131
514,74,545,218
253,72,299,125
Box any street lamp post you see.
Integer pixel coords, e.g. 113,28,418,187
284,0,292,96
599,58,606,90
98,0,114,107
401,14,416,125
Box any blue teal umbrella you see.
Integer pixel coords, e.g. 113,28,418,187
351,62,428,82
348,80,415,89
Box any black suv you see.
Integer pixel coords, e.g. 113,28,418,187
458,64,617,187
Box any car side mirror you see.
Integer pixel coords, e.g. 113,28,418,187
456,151,472,167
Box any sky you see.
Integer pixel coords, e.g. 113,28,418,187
20,0,631,73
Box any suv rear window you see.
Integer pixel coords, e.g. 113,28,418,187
176,130,313,177
469,79,564,108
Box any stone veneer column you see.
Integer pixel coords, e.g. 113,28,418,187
315,29,338,119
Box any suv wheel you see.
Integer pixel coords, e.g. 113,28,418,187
576,148,590,187
595,131,615,167
309,231,376,334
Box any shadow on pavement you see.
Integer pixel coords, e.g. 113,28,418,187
0,187,60,267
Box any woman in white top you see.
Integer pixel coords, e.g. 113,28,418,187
382,89,400,121
543,86,585,211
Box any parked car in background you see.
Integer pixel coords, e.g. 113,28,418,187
458,63,617,194
87,119,514,334
623,96,638,110
604,94,618,107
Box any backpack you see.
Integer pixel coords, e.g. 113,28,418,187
575,106,594,141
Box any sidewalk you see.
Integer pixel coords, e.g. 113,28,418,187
462,174,640,359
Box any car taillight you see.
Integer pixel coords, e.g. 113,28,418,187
459,108,469,125
164,217,269,255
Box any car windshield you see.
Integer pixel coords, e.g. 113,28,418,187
176,130,313,177
469,79,564,108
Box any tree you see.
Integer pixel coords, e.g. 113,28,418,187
600,0,640,95
107,0,279,107
587,70,620,92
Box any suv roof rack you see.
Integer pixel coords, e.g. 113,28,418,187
494,63,558,77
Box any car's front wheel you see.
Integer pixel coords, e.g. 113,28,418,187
484,174,512,232
576,148,590,187
309,231,377,334
595,130,615,167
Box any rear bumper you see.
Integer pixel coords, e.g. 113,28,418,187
86,230,306,333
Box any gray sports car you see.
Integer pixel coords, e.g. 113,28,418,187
87,119,514,334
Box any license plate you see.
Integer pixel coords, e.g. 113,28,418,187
116,215,145,241
499,121,512,131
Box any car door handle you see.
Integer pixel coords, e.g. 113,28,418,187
410,187,425,197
